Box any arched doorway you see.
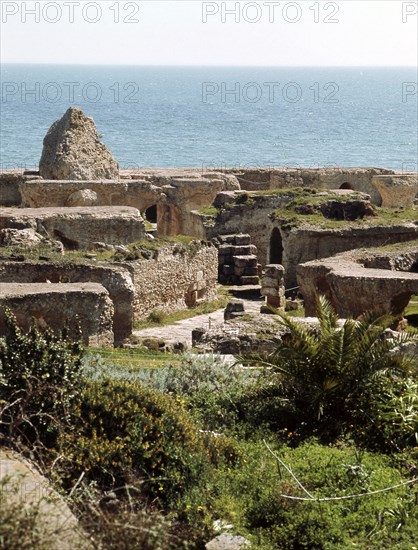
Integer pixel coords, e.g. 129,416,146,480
145,205,157,224
339,182,353,190
269,227,283,264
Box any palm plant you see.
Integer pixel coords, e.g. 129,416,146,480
246,296,417,428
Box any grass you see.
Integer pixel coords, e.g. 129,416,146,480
252,186,320,197
198,206,219,217
273,203,418,230
85,346,181,371
406,296,418,316
133,297,229,330
0,236,207,266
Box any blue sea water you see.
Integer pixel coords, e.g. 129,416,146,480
0,65,417,170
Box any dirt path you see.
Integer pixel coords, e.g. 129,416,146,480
133,293,263,348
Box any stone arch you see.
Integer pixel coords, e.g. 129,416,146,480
145,204,157,224
269,227,283,265
339,182,353,190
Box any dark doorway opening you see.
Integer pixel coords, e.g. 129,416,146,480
339,182,353,190
269,227,283,264
145,205,157,224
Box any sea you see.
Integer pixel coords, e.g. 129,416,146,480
0,65,417,171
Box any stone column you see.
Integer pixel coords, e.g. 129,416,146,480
260,264,285,313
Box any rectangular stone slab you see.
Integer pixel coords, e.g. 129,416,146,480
0,282,114,346
0,206,145,249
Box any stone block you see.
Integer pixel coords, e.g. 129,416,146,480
0,282,114,346
0,206,145,249
224,299,245,320
261,286,279,297
232,245,253,255
373,175,418,208
233,234,251,246
218,234,238,245
263,264,285,278
245,266,259,276
232,255,258,268
218,244,233,257
241,276,259,285
234,266,245,277
0,261,134,344
266,295,285,309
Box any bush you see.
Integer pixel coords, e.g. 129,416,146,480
61,378,211,504
0,312,83,451
215,439,418,549
242,296,418,438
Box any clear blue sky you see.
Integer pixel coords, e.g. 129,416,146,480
1,1,417,66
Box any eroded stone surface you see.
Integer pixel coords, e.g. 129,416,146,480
0,206,145,249
39,107,119,180
206,533,251,550
0,282,114,345
373,175,418,208
260,264,285,311
0,261,134,344
297,244,418,318
0,448,92,549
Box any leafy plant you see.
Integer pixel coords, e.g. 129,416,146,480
60,378,211,504
242,296,418,433
0,311,83,451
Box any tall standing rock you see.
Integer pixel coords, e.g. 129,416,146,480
39,107,119,180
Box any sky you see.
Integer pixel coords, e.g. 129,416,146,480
0,0,417,66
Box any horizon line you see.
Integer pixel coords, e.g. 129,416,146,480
1,62,417,68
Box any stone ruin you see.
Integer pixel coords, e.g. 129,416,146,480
39,107,119,181
260,264,286,313
0,107,417,346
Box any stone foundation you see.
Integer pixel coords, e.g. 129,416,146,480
0,262,134,344
0,206,145,249
125,242,218,320
0,282,114,346
297,244,418,318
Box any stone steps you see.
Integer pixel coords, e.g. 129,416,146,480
216,233,260,286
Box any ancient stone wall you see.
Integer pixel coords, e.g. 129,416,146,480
223,167,396,204
0,171,23,206
0,282,114,346
0,206,145,249
124,243,218,320
0,262,134,343
297,244,418,318
282,224,418,288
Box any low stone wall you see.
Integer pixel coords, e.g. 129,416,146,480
282,223,418,287
19,179,160,211
124,242,218,320
222,167,396,204
0,171,24,206
0,261,134,343
297,244,418,318
0,282,114,346
0,206,145,249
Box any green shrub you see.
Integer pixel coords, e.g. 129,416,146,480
61,378,211,504
242,296,418,438
0,312,83,451
215,439,418,550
